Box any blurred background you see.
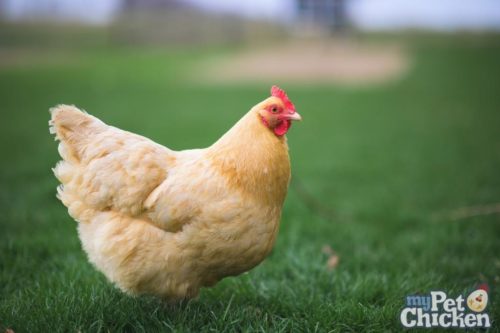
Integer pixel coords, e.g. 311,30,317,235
1,0,499,331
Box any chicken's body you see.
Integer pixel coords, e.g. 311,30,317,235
50,87,300,299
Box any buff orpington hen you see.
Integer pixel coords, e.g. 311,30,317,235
49,86,301,300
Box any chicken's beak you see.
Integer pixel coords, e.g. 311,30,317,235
285,112,302,121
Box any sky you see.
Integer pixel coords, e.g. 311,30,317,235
349,0,500,31
1,0,500,30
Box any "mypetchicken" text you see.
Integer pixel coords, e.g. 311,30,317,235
400,290,491,329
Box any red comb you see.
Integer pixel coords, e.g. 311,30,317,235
271,85,295,113
478,284,489,292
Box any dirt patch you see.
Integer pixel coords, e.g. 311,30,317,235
197,39,410,85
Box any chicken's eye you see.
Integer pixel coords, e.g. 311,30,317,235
271,106,278,113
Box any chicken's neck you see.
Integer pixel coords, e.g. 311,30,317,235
207,110,291,207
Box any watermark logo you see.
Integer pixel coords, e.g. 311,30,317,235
400,284,491,329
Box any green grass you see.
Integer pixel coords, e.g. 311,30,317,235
1,31,500,332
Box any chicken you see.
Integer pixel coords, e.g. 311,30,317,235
49,86,302,299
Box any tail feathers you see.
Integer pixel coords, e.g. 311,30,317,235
49,104,105,163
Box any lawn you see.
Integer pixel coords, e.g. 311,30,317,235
0,28,499,332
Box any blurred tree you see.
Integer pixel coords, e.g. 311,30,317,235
121,0,184,11
297,0,348,33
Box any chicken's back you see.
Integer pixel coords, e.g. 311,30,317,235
50,105,175,218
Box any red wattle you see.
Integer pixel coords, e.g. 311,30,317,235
274,120,291,136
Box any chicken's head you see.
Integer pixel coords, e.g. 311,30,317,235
258,85,302,136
